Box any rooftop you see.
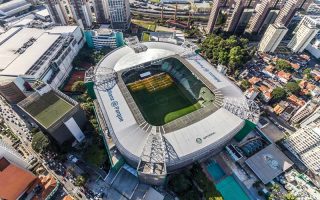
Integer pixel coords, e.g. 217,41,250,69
245,144,293,184
0,157,37,200
0,26,78,76
19,90,74,128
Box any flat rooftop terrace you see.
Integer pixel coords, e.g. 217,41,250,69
23,91,73,128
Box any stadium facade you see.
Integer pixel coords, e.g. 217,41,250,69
86,41,260,185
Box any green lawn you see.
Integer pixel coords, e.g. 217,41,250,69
150,0,160,3
129,83,198,126
24,91,73,128
132,19,156,31
165,103,201,123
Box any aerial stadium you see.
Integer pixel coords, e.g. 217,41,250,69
85,39,260,185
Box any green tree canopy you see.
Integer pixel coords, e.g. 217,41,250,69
240,79,251,90
275,59,292,72
75,175,86,186
285,82,300,95
272,87,287,102
31,131,50,153
303,68,312,80
71,81,86,93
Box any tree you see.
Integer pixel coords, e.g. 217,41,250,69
272,87,287,102
31,131,50,153
285,82,300,95
275,59,292,72
170,174,192,194
75,175,86,186
71,81,86,93
303,68,312,80
284,193,297,200
240,80,250,90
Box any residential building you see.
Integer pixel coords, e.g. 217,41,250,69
85,28,124,49
286,122,320,174
206,0,226,34
244,87,259,100
223,0,257,34
291,101,318,124
248,76,261,85
274,0,313,26
69,0,93,28
300,107,320,127
259,84,272,102
107,0,131,30
45,0,70,25
0,157,37,200
258,23,288,53
18,88,86,145
306,37,320,58
245,0,279,34
277,70,291,83
93,0,109,23
262,65,276,78
0,25,85,103
0,140,28,169
288,16,319,53
287,94,305,107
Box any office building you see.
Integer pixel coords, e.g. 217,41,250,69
44,0,70,25
288,16,319,53
107,0,131,30
85,28,124,49
286,122,320,174
0,25,84,103
206,0,226,34
274,0,312,26
290,101,318,124
258,23,288,52
69,0,93,28
18,88,86,145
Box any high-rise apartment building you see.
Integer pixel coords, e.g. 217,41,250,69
274,0,313,26
301,107,320,127
288,16,319,53
286,122,320,174
245,0,283,34
69,0,93,28
107,0,130,30
45,0,70,25
206,0,226,34
290,101,318,124
258,23,288,52
93,0,109,23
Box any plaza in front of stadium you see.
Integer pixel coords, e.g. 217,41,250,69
85,40,260,185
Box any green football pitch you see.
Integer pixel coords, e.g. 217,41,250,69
129,83,199,126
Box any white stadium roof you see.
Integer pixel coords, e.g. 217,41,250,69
93,42,259,172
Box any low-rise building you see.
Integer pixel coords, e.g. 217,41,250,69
262,65,276,78
248,77,261,85
244,87,260,100
287,95,306,107
277,70,292,83
85,28,124,49
0,157,37,200
259,85,272,102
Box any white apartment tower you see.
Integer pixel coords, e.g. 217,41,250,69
107,0,130,30
93,0,109,23
288,16,319,53
291,101,318,124
286,123,320,174
258,23,288,52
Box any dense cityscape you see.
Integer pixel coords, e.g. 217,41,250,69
0,0,320,200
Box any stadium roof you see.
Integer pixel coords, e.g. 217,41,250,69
0,157,37,200
94,42,257,170
245,144,293,184
0,26,78,76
